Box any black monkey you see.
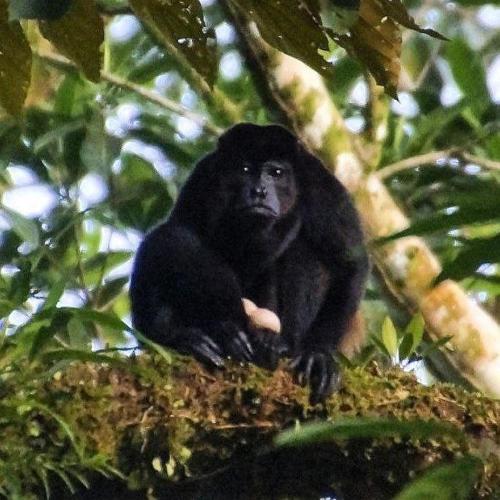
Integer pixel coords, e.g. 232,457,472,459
130,123,369,403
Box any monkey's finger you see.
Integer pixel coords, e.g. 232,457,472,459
235,330,254,360
289,355,306,386
313,356,331,402
289,355,302,371
192,338,225,368
303,355,316,386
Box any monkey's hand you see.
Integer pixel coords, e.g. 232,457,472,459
251,328,289,370
290,351,340,405
173,329,226,368
211,321,254,363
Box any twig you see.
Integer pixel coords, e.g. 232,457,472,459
376,150,453,179
36,52,223,137
103,72,223,137
461,152,500,172
377,149,500,180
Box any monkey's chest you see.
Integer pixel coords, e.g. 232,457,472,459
240,243,331,324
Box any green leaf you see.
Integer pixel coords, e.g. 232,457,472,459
0,1,31,115
377,205,500,243
129,0,217,87
371,334,391,357
42,348,129,367
381,316,399,357
437,234,500,283
274,418,464,448
67,316,91,349
0,299,15,317
134,329,174,364
446,39,489,120
8,261,31,306
399,314,425,360
420,336,453,358
395,455,482,500
69,308,130,332
80,108,119,174
2,207,40,247
229,0,332,77
82,251,132,285
94,277,129,308
398,333,414,362
43,277,68,310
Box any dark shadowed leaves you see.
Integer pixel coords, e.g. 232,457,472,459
1,207,40,247
437,234,500,283
377,202,500,243
446,38,490,121
0,1,31,115
395,455,482,500
229,0,332,77
129,0,217,88
39,0,103,82
330,0,445,97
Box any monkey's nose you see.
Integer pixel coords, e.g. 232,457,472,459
251,186,267,199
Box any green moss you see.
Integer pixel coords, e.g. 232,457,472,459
1,355,499,498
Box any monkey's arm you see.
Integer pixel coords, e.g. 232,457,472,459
130,223,253,364
292,251,369,404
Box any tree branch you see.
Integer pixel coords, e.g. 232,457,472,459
376,149,500,180
36,52,223,137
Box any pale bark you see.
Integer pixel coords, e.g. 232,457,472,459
232,23,500,397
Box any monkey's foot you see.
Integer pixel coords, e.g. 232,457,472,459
290,352,340,405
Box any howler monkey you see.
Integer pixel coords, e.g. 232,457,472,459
130,123,369,403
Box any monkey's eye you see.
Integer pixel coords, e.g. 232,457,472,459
271,167,283,177
242,163,252,174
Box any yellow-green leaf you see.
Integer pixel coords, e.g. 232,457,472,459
229,0,332,77
381,315,399,357
332,0,401,97
0,0,32,115
330,0,445,97
39,0,103,82
129,0,217,88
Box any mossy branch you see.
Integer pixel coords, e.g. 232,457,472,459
3,354,499,498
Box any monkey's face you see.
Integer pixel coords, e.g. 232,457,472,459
213,155,299,224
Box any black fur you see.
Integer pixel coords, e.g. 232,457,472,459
130,123,369,403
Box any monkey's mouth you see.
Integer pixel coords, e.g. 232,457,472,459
240,204,278,217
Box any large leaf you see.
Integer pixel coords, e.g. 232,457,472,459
378,204,500,243
129,0,217,88
446,38,490,121
0,0,32,114
229,0,332,77
395,455,482,500
1,207,40,247
381,316,398,357
39,0,103,82
437,234,500,283
275,418,464,448
332,0,445,97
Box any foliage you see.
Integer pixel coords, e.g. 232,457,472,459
0,0,499,496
